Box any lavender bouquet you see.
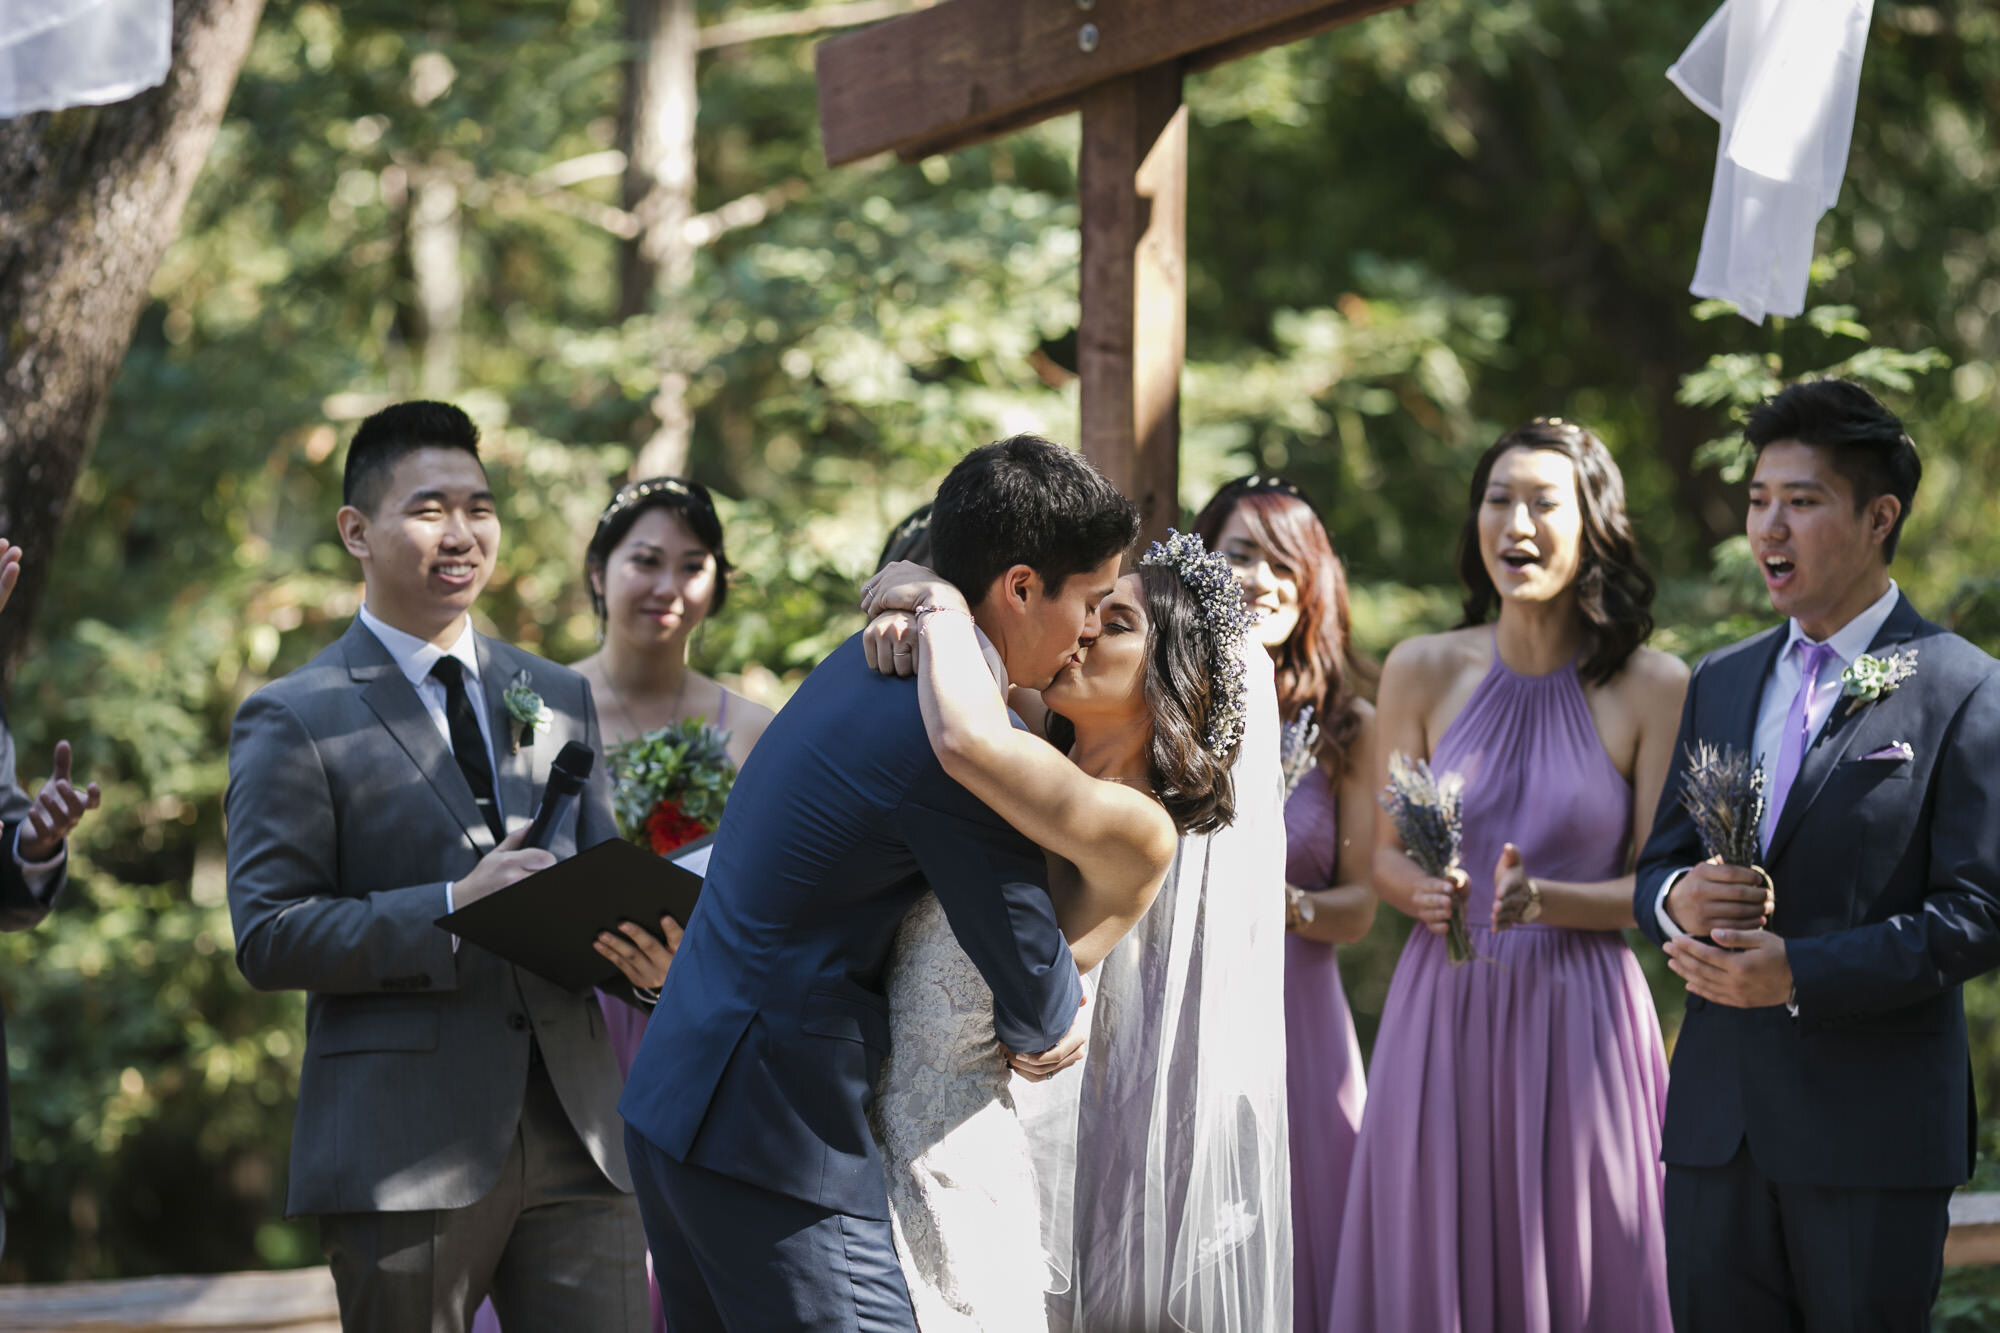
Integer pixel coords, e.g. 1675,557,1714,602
1380,751,1473,965
1677,741,1766,869
1279,705,1321,797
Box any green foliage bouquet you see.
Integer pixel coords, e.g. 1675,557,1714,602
606,721,737,856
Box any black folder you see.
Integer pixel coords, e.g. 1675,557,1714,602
435,834,711,992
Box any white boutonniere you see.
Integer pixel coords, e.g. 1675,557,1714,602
503,670,554,753
1840,648,1918,717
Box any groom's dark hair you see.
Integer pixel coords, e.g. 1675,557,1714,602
930,435,1139,602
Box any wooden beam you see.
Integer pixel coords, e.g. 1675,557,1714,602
815,0,1413,165
1079,65,1185,541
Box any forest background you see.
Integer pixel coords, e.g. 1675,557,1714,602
4,0,2000,1314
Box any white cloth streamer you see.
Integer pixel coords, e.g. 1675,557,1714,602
0,0,171,118
1669,0,1875,324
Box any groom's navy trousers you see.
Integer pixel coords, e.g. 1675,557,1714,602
626,1126,916,1333
619,637,1083,1330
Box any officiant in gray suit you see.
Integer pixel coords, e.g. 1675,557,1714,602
225,402,654,1333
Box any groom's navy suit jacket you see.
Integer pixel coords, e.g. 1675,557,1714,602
620,635,1083,1220
1635,593,2000,1189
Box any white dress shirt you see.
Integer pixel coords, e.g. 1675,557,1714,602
358,605,502,917
1656,580,1901,938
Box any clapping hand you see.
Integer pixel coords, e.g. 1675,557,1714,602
0,541,20,619
1411,865,1469,938
1491,843,1535,931
595,913,683,992
20,741,101,862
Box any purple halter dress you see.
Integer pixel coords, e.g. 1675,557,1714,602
1283,766,1367,1333
1328,645,1670,1333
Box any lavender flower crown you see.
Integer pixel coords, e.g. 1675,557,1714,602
1138,529,1251,755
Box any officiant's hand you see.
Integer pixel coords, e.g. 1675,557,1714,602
595,914,682,991
1005,993,1089,1083
1412,866,1469,937
1665,928,1792,1008
1666,858,1771,937
453,827,556,907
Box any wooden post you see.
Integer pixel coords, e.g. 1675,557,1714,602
1079,64,1186,541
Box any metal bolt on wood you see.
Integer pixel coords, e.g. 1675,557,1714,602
1078,22,1099,52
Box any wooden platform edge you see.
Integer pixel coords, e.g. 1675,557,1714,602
0,1267,337,1332
1947,1191,2000,1267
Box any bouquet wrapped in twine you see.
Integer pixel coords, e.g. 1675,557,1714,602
1677,740,1774,902
607,719,737,856
1381,751,1473,965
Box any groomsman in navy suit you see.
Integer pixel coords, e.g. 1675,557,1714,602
1636,379,2000,1330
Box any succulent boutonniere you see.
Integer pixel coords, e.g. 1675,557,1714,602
1840,648,1918,718
503,670,554,753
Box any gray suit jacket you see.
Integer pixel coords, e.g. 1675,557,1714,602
225,619,631,1216
0,712,65,1173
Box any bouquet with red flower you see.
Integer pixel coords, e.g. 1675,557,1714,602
606,719,737,856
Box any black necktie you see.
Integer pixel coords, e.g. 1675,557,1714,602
430,656,505,842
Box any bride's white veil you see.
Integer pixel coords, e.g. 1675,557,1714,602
1024,639,1293,1332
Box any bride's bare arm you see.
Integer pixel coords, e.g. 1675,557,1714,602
861,562,1177,958
911,605,1174,935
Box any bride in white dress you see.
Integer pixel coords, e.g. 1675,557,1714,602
861,533,1283,1332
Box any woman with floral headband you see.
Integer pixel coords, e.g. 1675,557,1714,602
858,530,1288,1332
1192,475,1376,1333
1330,418,1687,1332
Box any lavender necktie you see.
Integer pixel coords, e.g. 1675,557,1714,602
1763,638,1839,851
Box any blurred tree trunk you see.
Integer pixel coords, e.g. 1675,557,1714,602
0,0,267,676
620,0,698,479
408,162,465,396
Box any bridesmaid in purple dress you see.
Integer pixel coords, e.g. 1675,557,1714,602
1194,477,1377,1333
1331,420,1688,1332
476,477,774,1333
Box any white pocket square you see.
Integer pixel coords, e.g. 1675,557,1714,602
1860,741,1914,762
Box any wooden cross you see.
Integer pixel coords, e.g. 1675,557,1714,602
817,0,1415,538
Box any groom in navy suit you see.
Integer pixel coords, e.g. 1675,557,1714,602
1635,380,2000,1330
620,436,1140,1331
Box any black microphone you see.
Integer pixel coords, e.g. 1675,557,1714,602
523,741,594,851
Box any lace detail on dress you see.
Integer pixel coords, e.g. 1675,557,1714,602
872,893,1050,1332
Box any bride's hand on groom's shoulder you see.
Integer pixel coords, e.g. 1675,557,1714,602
863,611,920,677
860,560,961,620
